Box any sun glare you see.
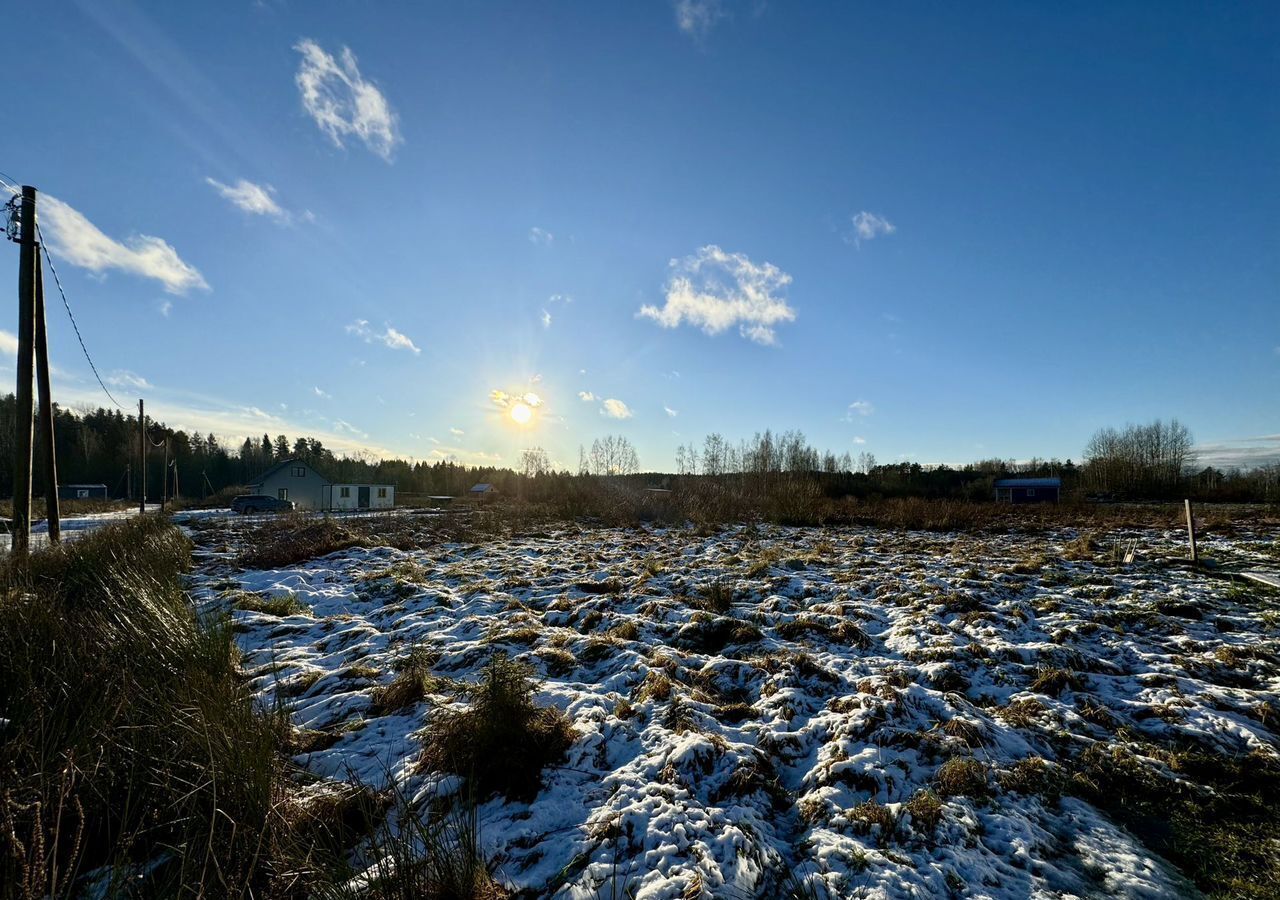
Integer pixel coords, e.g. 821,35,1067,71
510,402,533,424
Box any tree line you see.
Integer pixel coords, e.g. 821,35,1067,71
0,395,1274,503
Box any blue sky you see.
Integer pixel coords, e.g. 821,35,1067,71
1,1,1276,470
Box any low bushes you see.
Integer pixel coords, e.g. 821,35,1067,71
239,513,367,568
420,654,576,801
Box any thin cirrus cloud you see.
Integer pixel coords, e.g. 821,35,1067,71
846,211,896,247
664,406,679,417
294,38,401,161
846,400,875,419
528,227,554,245
600,398,633,420
14,190,209,295
205,177,296,222
639,244,796,346
674,0,725,37
345,319,421,354
106,370,152,390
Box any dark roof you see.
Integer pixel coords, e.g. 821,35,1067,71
994,477,1061,488
470,483,494,492
63,483,108,489
248,457,330,485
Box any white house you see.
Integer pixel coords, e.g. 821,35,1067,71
322,483,395,510
246,457,395,511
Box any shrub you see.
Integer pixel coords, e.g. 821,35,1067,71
904,789,944,833
239,514,366,569
235,590,311,617
420,653,576,801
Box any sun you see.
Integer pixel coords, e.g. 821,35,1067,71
510,402,533,424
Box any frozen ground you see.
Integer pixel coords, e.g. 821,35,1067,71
183,518,1280,899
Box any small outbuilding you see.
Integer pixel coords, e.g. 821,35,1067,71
58,483,108,501
469,483,496,502
994,477,1061,504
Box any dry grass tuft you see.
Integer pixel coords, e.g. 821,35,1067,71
934,757,989,798
420,653,576,801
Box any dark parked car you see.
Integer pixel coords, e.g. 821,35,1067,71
231,494,296,515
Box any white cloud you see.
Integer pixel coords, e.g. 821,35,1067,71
578,391,596,402
158,300,173,317
294,38,400,161
106,370,152,390
346,319,421,354
528,227,553,245
0,330,18,356
601,398,633,419
664,406,678,417
847,400,875,417
36,193,208,295
541,308,552,328
853,436,867,445
548,293,572,304
314,386,332,400
639,245,796,345
450,427,464,436
674,0,725,37
847,211,896,247
1194,434,1280,469
205,177,289,220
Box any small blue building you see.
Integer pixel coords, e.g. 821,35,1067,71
994,477,1061,504
58,483,108,501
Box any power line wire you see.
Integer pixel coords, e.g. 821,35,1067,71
34,222,128,411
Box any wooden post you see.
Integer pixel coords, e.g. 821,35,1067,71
172,459,180,503
12,187,38,557
138,399,146,515
125,463,131,502
160,437,168,512
34,246,60,543
1184,498,1198,563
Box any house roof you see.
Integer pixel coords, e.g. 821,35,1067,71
470,483,494,492
994,478,1062,488
248,457,330,486
64,483,108,489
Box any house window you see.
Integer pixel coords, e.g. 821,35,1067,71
377,487,388,499
77,489,89,499
292,466,306,477
1026,488,1036,497
278,488,288,500
340,487,350,498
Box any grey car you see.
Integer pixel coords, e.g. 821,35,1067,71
231,494,296,515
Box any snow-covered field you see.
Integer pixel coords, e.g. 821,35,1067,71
183,518,1280,899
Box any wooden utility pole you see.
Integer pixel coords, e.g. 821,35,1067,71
34,247,60,543
12,187,38,557
138,399,146,515
1185,498,1198,563
125,463,131,502
172,459,180,503
161,437,169,512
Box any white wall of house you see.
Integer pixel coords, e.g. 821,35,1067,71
327,484,395,510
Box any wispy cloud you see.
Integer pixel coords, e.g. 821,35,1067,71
674,0,725,37
0,330,18,356
846,211,896,247
345,319,421,354
294,38,400,161
846,399,875,418
601,398,633,419
1194,434,1280,469
205,177,290,221
639,245,796,345
664,406,679,417
540,308,552,328
158,300,173,317
528,227,554,245
314,386,332,400
578,391,596,402
449,427,464,436
853,436,867,445
106,370,152,390
32,193,208,295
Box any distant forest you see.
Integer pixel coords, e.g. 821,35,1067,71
0,395,1275,503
